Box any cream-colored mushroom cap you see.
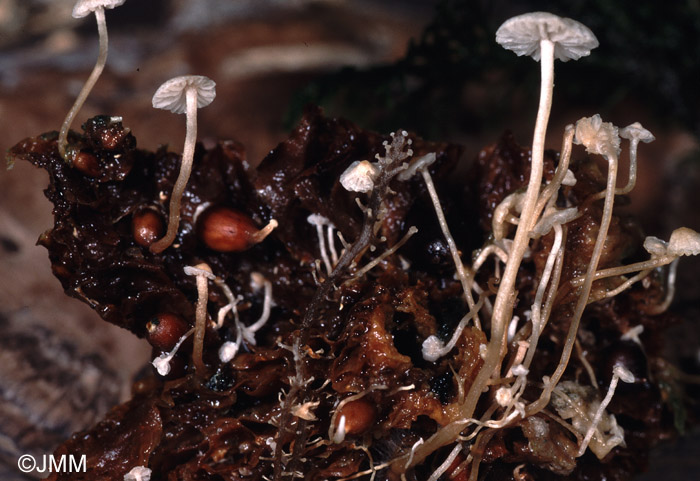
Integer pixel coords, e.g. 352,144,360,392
397,152,436,181
574,114,621,158
496,12,598,62
339,160,379,193
620,122,655,143
668,227,700,256
644,227,700,257
72,0,126,18
152,75,217,115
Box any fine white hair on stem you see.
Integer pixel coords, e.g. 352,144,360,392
577,365,635,457
58,0,126,160
150,75,216,254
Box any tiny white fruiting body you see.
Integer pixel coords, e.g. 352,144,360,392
339,160,379,193
495,12,598,62
124,466,152,481
73,0,125,18
150,75,217,254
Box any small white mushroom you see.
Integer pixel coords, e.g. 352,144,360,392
491,12,598,378
339,160,379,193
151,328,194,376
124,466,152,481
644,227,700,257
149,75,216,254
184,262,215,374
619,122,655,194
667,226,700,256
307,214,334,274
58,0,126,160
574,114,621,159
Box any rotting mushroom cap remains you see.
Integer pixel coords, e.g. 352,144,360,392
496,11,599,62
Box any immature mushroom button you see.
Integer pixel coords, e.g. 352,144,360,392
149,75,216,254
618,122,655,195
58,0,126,161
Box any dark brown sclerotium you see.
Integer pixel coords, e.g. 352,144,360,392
197,205,261,252
132,208,165,248
72,151,100,177
146,313,189,351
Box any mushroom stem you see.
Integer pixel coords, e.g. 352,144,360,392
419,166,480,328
192,264,210,376
58,7,108,161
150,86,199,254
472,37,555,421
249,218,279,244
617,137,640,195
530,151,619,414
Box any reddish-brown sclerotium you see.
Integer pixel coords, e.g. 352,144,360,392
197,206,278,252
132,208,165,247
72,151,100,176
146,313,189,351
335,398,377,436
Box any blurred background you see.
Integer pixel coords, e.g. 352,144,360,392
0,0,698,479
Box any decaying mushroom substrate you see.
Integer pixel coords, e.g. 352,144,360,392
7,9,700,481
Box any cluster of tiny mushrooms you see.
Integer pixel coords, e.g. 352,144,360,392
59,3,700,480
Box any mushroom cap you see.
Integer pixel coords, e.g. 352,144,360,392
668,227,700,256
620,122,655,143
397,152,437,181
574,114,621,158
72,0,126,18
339,160,380,193
496,12,598,62
152,75,217,114
643,236,667,256
644,227,700,257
